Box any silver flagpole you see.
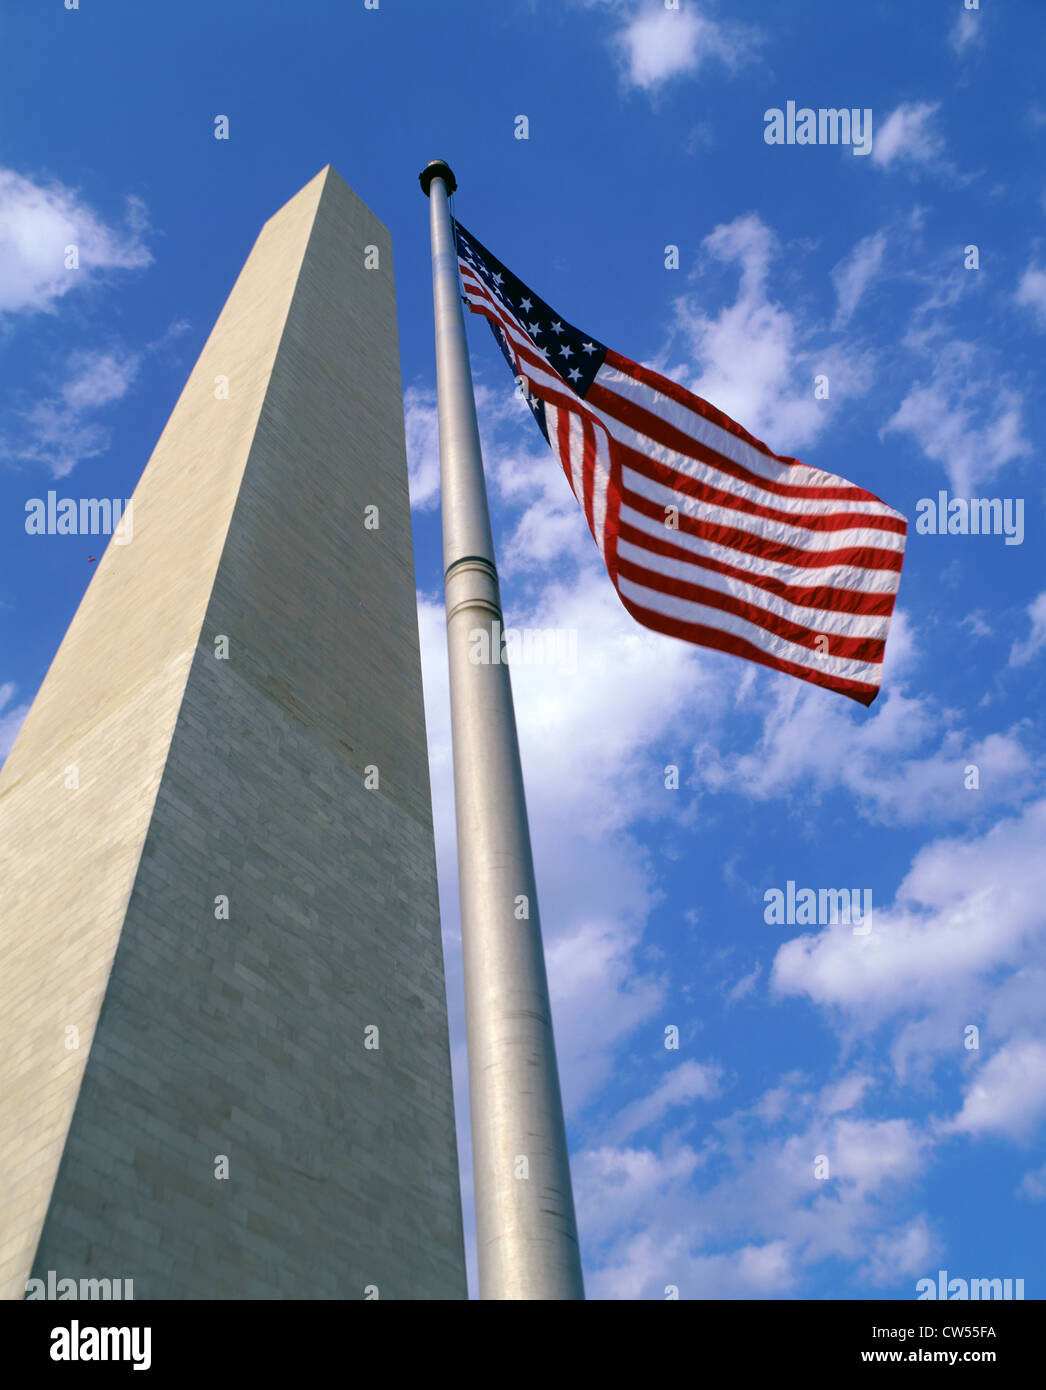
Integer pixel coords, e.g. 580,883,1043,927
419,158,584,1301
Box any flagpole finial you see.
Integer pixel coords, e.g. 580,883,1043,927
419,159,457,197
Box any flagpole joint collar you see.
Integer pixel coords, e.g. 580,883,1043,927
419,159,457,197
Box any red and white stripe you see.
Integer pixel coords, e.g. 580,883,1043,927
458,254,907,706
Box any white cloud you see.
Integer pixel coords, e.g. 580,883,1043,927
828,1117,927,1196
574,1130,806,1297
1018,1161,1046,1200
726,962,760,1004
696,620,1036,826
610,2,757,93
1009,591,1046,667
590,1228,793,1299
610,1060,722,1141
0,167,150,318
946,1040,1046,1141
832,231,886,327
0,682,31,764
871,102,945,170
145,317,192,355
546,917,667,1111
819,1073,874,1116
881,339,1029,493
885,258,1031,494
899,269,970,355
576,1094,933,1297
59,349,139,412
771,798,1046,1028
861,1214,936,1286
6,347,140,477
487,433,596,576
403,384,441,509
1015,265,1046,329
512,574,716,834
575,1143,705,1246
665,213,874,452
406,377,541,519
948,10,982,57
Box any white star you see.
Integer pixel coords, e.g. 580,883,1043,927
527,322,541,337
567,367,582,382
492,271,503,286
558,343,573,358
581,341,597,355
550,321,563,334
519,297,532,312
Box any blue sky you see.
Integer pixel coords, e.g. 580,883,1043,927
3,0,1045,1300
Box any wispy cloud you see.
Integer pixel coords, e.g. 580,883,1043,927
871,102,945,170
948,9,983,57
832,231,886,327
945,1039,1046,1141
4,347,140,477
403,384,441,509
1009,591,1046,667
1019,1161,1046,1200
861,1215,936,1286
881,338,1029,494
699,675,1036,828
0,167,150,319
663,212,874,452
610,1060,722,1141
726,962,761,1004
576,1083,933,1297
0,682,31,765
583,0,759,94
771,799,1046,1090
1015,264,1046,329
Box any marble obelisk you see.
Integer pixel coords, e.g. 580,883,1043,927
0,167,466,1300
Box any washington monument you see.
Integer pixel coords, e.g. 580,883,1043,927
0,168,467,1299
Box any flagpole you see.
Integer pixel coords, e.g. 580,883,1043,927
419,158,584,1301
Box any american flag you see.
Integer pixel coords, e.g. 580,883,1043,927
453,219,908,706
